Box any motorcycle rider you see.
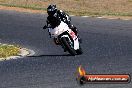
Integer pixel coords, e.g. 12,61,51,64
43,4,81,45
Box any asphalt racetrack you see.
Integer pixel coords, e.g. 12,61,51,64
0,10,132,88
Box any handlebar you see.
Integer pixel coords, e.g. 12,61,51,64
43,25,47,29
43,25,52,30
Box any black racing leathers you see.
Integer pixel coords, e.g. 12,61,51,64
46,10,70,28
46,10,78,36
47,15,61,28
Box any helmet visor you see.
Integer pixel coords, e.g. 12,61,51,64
48,10,56,16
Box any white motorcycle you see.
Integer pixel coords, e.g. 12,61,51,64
44,21,82,56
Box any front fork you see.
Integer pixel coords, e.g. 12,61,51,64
60,36,74,52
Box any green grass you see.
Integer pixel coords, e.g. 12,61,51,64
0,44,20,58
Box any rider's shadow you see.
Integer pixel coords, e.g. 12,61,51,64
27,54,72,57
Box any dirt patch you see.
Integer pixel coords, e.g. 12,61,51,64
0,0,132,16
0,5,46,13
0,5,132,20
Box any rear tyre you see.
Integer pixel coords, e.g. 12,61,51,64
61,37,76,56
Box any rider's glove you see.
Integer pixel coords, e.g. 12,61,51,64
43,25,47,29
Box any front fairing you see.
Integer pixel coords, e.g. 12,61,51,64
49,21,71,37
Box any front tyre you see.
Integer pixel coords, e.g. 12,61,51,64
61,37,76,56
76,45,83,55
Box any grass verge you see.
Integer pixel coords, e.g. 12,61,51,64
0,44,20,58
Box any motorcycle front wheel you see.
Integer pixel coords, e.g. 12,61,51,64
76,45,83,55
61,37,76,56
